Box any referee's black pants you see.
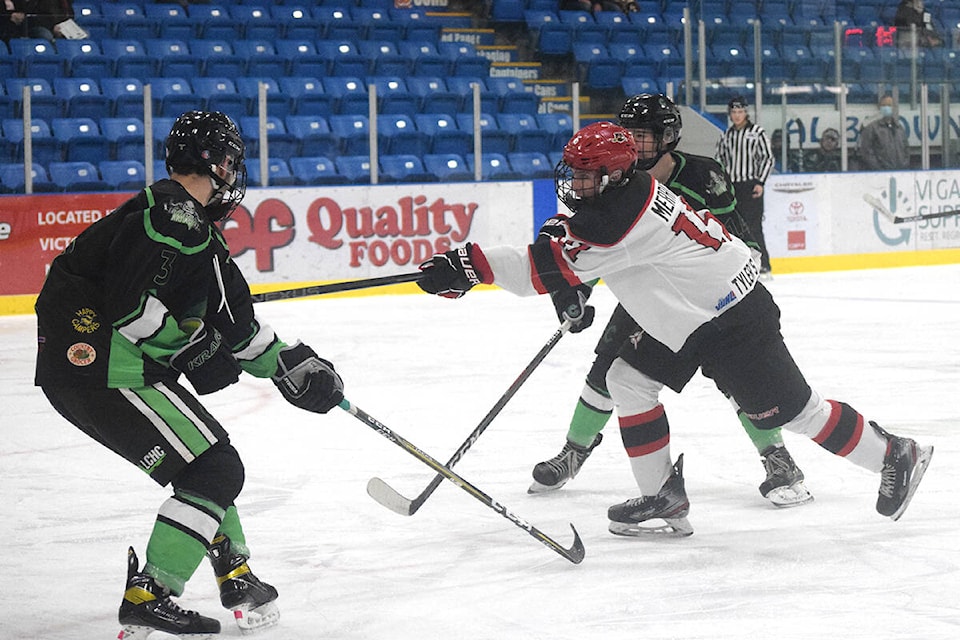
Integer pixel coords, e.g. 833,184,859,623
733,181,770,272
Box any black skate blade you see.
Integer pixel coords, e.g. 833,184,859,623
608,517,694,538
890,445,934,522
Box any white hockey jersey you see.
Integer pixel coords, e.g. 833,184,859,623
485,172,762,352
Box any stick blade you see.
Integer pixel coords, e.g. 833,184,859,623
562,524,586,564
366,477,415,516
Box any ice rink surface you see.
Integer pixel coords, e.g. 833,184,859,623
1,264,958,639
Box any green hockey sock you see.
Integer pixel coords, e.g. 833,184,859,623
738,410,784,452
567,400,612,448
216,505,250,558
144,491,225,596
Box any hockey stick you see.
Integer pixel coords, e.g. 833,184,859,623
367,319,573,516
251,272,420,303
339,398,585,564
862,193,959,224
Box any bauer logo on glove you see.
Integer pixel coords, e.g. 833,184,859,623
417,242,493,299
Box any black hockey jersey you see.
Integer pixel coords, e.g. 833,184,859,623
35,179,284,389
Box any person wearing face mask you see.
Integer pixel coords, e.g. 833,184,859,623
858,94,910,171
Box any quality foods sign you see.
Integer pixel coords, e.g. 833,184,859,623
0,183,534,296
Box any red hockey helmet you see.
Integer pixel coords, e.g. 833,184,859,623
554,122,638,210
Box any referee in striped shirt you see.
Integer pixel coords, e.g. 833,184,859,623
715,96,774,276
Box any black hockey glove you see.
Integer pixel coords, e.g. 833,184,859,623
536,215,568,242
272,342,344,414
417,242,493,299
170,321,242,395
550,283,595,333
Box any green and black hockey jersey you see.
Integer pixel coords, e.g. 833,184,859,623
35,179,285,389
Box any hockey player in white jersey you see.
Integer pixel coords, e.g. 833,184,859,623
415,121,933,537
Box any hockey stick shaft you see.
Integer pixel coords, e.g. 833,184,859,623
367,320,572,516
862,193,959,223
340,399,585,564
251,272,420,303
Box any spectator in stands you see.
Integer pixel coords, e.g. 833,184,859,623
1,0,75,44
858,94,910,171
561,0,638,13
894,0,943,48
803,127,842,173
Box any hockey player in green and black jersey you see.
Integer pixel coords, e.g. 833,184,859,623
35,112,344,638
527,94,814,508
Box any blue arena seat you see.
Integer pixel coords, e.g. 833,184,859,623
101,39,157,78
12,38,64,80
278,77,336,117
6,78,62,121
379,155,435,183
145,39,203,78
289,156,341,186
535,113,575,149
234,40,287,78
191,41,246,78
423,154,473,182
48,161,109,192
497,113,553,154
407,77,460,115
316,40,368,79
53,78,109,120
270,6,322,40
191,4,240,41
146,3,193,41
235,78,291,118
246,158,296,187
465,153,520,181
456,113,512,155
238,116,300,158
508,151,554,179
57,40,112,79
329,114,370,155
322,77,369,115
149,78,199,118
359,40,412,77
334,155,371,183
100,117,145,162
0,162,55,193
276,41,329,79
369,76,419,115
376,114,429,156
397,41,450,77
414,113,472,156
101,78,145,119
191,78,245,122
99,159,145,190
230,5,280,41
285,115,339,157
52,117,111,162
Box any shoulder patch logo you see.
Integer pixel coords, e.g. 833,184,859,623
67,342,96,367
707,169,729,197
71,307,101,334
166,200,202,230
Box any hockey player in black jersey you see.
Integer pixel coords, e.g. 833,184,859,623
416,120,933,537
528,94,813,509
35,111,344,637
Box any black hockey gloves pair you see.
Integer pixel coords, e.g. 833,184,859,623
272,342,344,414
170,321,241,395
417,242,493,299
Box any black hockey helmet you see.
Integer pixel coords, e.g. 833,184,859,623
554,121,638,211
165,111,247,221
728,95,749,110
617,93,682,170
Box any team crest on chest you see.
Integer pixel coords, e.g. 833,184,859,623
166,200,201,230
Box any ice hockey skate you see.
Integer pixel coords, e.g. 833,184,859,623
607,454,693,537
758,445,814,508
207,534,280,635
528,433,603,493
872,423,934,521
118,547,220,639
